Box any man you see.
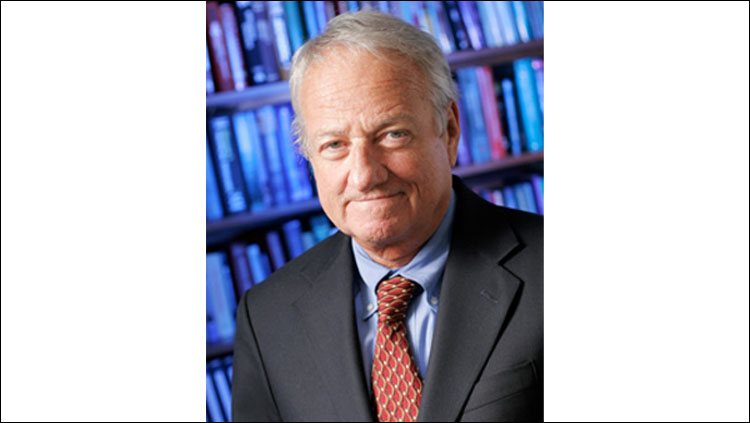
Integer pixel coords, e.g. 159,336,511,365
232,11,542,422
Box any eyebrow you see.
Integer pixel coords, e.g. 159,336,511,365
313,113,415,141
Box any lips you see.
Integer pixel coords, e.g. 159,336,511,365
353,192,402,202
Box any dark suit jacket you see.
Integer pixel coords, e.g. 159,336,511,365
232,176,543,422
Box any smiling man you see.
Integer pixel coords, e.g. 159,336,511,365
232,11,543,423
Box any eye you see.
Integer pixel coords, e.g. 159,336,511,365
387,131,408,139
324,140,343,150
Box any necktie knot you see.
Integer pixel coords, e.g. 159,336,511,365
376,276,418,323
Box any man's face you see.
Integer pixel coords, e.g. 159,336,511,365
300,47,459,260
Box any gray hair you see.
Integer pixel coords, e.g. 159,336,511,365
289,10,458,158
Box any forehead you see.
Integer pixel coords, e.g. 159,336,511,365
299,47,429,134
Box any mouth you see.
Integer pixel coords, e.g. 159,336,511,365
354,192,402,202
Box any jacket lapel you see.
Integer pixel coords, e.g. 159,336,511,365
418,178,523,422
292,233,375,421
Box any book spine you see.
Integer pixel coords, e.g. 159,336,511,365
455,100,473,167
219,3,248,90
235,1,266,85
457,1,485,50
302,1,320,39
301,231,316,251
276,104,313,202
529,1,544,39
532,58,544,118
223,355,234,384
476,66,507,160
206,44,215,94
500,78,523,156
282,219,306,260
476,1,503,47
206,2,234,92
314,1,329,33
283,1,306,52
457,68,491,164
514,58,544,152
425,2,454,54
511,0,532,43
257,105,290,206
265,230,288,271
495,1,519,45
232,111,269,213
208,359,233,422
347,1,360,12
520,182,538,214
251,2,281,83
502,186,518,210
206,137,224,221
229,242,255,296
206,252,236,342
206,282,219,344
491,189,505,206
442,1,471,51
310,215,333,242
513,184,530,212
208,116,249,214
531,174,544,215
246,244,271,284
268,1,293,70
206,369,225,422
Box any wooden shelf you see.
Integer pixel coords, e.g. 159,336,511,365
207,342,234,360
447,39,543,70
453,151,544,179
207,197,323,248
205,39,543,112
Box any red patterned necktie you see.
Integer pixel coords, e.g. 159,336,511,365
372,276,423,422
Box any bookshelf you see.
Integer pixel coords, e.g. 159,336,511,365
206,2,543,369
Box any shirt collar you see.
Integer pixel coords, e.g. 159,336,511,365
352,190,456,320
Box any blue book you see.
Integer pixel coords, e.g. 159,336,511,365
232,110,272,213
206,44,215,94
276,104,314,202
503,186,519,210
206,252,237,342
257,105,290,206
206,137,224,221
458,1,486,50
425,2,454,53
206,282,219,344
208,116,249,214
208,359,233,422
501,78,523,156
310,215,332,243
282,219,306,259
443,1,471,51
265,230,288,271
223,355,234,384
492,189,505,207
455,101,473,167
348,1,360,12
235,2,266,85
532,59,544,118
246,244,272,284
513,184,531,212
314,1,328,33
283,1,306,53
525,1,544,39
476,1,503,47
531,174,544,215
206,369,224,422
268,1,293,70
457,68,491,164
513,59,544,152
301,231,316,251
252,1,281,83
302,1,320,39
511,1,532,43
520,182,538,214
494,1,519,45
229,242,255,295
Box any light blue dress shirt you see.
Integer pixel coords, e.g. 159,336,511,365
352,190,456,392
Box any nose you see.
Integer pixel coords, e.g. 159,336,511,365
348,143,388,192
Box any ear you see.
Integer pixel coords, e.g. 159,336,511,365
444,100,461,167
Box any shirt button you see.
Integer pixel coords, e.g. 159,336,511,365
366,303,374,312
430,297,438,305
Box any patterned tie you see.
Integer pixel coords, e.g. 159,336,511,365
372,276,423,422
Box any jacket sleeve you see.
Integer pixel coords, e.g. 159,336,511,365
231,292,282,422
